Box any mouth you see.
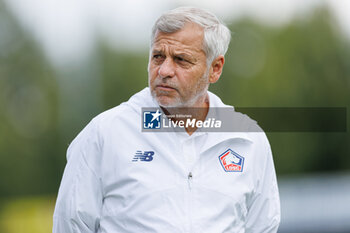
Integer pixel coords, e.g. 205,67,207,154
156,85,176,91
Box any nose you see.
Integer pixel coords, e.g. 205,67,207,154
158,58,175,78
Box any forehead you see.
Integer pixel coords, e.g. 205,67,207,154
152,22,205,54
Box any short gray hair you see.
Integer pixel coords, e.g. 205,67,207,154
150,7,231,65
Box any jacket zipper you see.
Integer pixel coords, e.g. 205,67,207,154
188,172,193,190
187,171,193,232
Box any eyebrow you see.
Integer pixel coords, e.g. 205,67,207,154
151,49,163,54
152,48,191,57
152,49,196,61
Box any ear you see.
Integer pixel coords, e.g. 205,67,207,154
208,55,225,84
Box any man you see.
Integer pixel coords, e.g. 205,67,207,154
53,7,280,233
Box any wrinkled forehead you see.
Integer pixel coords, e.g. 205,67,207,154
151,22,205,53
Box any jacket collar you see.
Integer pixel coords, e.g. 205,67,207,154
127,87,255,145
200,132,253,154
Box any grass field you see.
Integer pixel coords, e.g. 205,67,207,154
0,196,55,233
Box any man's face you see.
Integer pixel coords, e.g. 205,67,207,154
148,23,209,108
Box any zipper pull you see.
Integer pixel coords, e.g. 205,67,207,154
188,172,193,179
188,172,193,190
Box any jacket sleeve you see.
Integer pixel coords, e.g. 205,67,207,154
53,119,103,233
245,135,281,233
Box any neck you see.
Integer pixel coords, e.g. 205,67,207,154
161,94,210,135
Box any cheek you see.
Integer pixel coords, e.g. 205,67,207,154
184,70,204,85
148,67,158,81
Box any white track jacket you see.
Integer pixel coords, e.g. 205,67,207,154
53,88,280,233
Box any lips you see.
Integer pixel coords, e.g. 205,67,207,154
156,84,176,91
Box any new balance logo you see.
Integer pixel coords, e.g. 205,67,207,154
132,151,155,162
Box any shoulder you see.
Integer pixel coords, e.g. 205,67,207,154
68,88,152,151
208,91,264,134
91,87,153,131
93,103,131,129
209,91,271,150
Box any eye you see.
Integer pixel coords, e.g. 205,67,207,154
152,54,165,63
175,56,187,63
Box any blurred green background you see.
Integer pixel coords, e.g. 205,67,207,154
0,1,349,232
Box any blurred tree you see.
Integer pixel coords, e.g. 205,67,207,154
0,1,61,198
98,45,149,110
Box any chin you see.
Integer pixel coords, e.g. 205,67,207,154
155,96,182,108
150,90,178,107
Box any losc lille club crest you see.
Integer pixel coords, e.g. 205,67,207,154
219,149,244,172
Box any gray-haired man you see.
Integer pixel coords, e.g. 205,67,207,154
53,7,280,233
